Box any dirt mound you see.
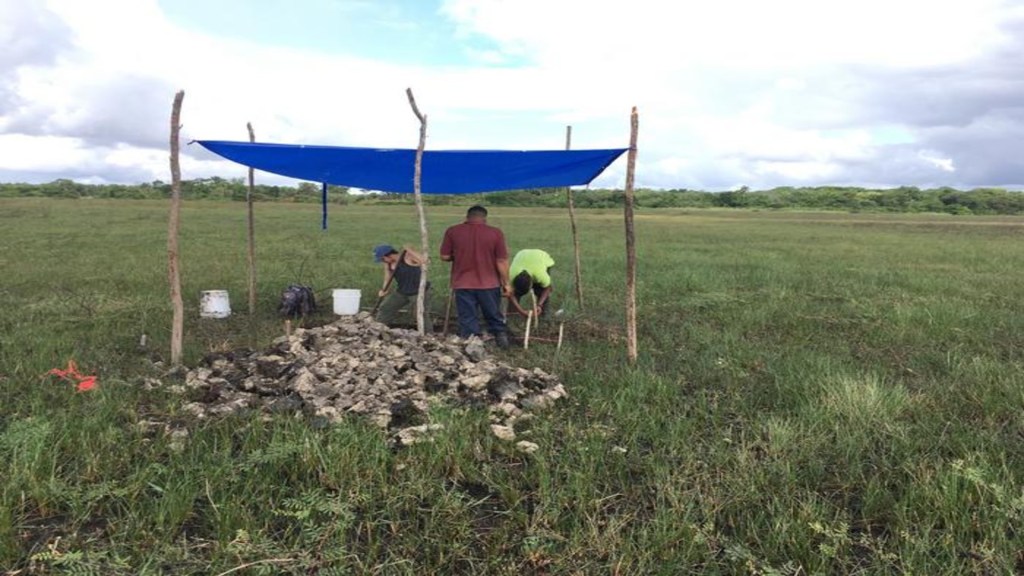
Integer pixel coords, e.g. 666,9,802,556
181,313,566,446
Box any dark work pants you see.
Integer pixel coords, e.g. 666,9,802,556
376,289,431,329
454,288,506,338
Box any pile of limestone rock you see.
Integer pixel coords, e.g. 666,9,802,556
180,313,566,448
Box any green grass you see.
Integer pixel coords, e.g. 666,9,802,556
2,198,1023,574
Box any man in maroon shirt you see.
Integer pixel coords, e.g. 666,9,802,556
440,205,511,348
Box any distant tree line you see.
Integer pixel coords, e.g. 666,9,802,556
3,178,1024,215
0,177,354,204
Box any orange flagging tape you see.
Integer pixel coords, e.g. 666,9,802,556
46,359,98,392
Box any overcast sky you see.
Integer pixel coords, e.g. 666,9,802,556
2,0,1023,190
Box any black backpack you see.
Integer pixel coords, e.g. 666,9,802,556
278,285,316,317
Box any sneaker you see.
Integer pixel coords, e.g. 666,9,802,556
494,332,510,349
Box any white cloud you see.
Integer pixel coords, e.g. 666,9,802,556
918,151,956,172
1,0,1023,189
0,134,93,170
441,0,1017,69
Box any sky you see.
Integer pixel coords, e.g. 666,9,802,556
2,0,1024,191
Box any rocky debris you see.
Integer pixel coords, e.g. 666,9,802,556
181,313,566,445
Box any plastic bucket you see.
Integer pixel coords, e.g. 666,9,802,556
200,290,231,318
332,289,361,315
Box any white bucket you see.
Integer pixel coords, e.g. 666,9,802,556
332,289,361,315
199,290,231,318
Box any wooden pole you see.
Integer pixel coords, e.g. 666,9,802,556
624,107,639,364
565,125,584,310
524,310,533,350
406,88,430,335
530,290,539,329
245,122,257,315
167,90,185,366
557,322,565,353
442,287,454,335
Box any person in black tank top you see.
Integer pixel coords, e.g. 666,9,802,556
372,244,431,328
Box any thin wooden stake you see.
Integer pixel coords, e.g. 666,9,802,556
524,310,533,350
167,90,185,367
246,122,257,315
442,287,454,335
530,290,539,329
284,319,292,337
624,107,639,364
565,125,584,310
406,87,430,335
557,322,565,353
517,335,559,344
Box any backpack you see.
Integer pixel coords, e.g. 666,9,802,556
278,285,317,317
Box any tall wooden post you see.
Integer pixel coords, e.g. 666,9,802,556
406,88,430,335
167,91,185,366
624,107,639,364
245,122,257,315
565,125,584,310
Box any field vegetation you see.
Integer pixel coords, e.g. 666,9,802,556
1,198,1023,574
4,178,1024,215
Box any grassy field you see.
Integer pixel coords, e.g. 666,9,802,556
1,198,1023,574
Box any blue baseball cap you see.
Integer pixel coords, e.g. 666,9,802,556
373,244,396,263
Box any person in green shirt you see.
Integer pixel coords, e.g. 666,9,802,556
507,249,555,318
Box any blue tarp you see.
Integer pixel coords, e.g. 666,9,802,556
197,140,627,194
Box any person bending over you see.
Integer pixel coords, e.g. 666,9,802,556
373,243,430,328
507,248,555,318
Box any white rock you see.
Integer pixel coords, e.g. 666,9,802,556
494,402,522,417
289,370,318,394
396,424,445,445
515,441,540,454
167,427,190,453
315,406,341,420
370,412,392,428
461,373,491,391
491,424,516,441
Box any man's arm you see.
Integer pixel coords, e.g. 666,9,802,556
497,258,511,296
536,285,553,309
495,229,511,295
506,292,530,317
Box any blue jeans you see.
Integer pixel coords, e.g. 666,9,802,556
454,288,506,338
